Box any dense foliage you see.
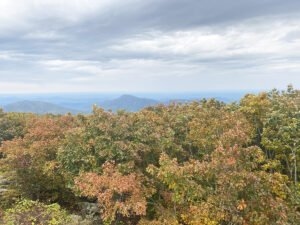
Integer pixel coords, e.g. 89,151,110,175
2,199,70,225
0,86,300,224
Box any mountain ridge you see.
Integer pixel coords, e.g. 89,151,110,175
3,100,80,114
0,94,241,114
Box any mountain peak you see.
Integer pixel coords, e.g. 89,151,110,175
118,94,137,99
99,95,159,112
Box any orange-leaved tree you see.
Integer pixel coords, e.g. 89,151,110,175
75,161,153,225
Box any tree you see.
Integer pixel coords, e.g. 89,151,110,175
148,145,291,225
75,161,153,225
188,99,252,157
0,115,77,205
240,92,271,147
262,86,300,184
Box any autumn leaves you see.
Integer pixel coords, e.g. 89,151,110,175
0,87,300,224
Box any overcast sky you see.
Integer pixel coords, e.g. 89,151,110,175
0,0,300,93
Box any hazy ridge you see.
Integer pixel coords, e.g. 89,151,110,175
0,92,247,114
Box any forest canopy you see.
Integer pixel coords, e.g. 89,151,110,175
0,86,299,225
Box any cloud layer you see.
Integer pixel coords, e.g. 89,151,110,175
0,0,300,93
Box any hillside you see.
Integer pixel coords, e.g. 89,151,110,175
3,100,80,114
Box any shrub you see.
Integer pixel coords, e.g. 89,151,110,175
2,199,70,225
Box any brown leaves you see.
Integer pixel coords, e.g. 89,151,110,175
237,199,247,211
75,161,150,223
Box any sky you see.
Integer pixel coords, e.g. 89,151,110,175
0,0,300,93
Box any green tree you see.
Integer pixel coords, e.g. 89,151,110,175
262,86,300,184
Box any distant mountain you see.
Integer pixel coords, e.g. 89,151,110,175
0,93,242,114
3,100,80,114
99,95,159,112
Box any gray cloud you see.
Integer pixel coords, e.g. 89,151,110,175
0,0,300,92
